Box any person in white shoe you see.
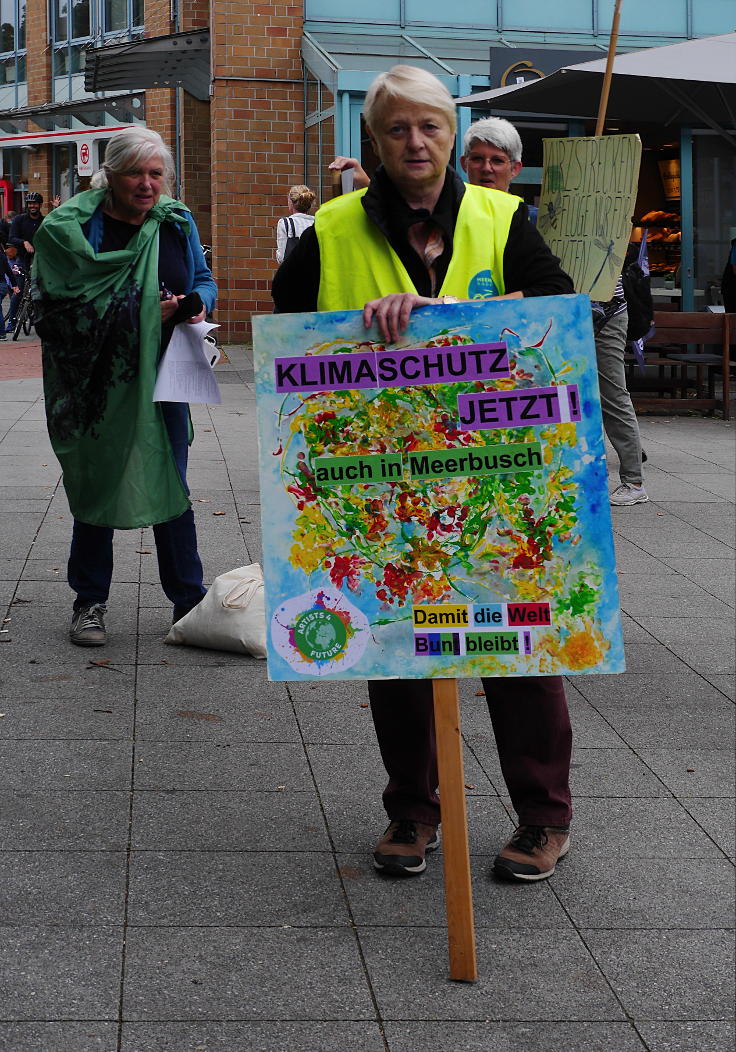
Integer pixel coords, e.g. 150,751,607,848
592,286,649,507
460,118,648,508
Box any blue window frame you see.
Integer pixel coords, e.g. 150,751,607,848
0,0,27,107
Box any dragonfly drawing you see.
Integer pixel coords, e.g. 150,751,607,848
588,237,624,294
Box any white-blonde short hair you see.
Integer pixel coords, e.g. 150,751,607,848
462,117,522,164
363,65,457,134
90,127,175,194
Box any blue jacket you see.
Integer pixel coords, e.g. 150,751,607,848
82,205,217,313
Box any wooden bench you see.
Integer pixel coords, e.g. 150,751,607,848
626,311,734,419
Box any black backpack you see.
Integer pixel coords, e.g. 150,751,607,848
283,216,301,260
622,258,654,342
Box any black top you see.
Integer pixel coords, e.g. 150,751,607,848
9,212,45,267
272,166,574,312
100,214,188,294
100,214,189,352
0,254,15,286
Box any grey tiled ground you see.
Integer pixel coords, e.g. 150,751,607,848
0,347,734,1051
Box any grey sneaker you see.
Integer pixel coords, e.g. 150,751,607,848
610,482,649,506
70,603,107,646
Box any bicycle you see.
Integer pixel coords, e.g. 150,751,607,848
11,269,34,341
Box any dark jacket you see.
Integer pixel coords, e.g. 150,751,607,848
0,254,16,288
272,166,573,312
9,211,44,267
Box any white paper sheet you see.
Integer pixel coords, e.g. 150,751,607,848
153,320,222,404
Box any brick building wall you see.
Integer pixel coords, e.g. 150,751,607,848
179,0,211,243
144,0,177,159
210,0,304,341
25,0,52,201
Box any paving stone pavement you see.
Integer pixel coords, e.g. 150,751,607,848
0,343,734,1052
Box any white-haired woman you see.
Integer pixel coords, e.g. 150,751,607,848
33,126,217,646
274,64,576,885
275,184,316,264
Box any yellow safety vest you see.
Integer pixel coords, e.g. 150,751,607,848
315,183,521,312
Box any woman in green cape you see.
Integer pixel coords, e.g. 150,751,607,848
33,127,217,647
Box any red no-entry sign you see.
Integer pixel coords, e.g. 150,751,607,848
77,140,94,176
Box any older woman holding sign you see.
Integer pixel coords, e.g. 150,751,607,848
273,65,575,883
33,127,216,647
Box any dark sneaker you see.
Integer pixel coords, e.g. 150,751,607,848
373,819,440,876
70,603,107,647
493,825,570,882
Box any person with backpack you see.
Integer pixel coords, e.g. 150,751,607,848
275,185,316,264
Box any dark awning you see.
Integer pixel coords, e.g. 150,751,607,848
84,29,210,101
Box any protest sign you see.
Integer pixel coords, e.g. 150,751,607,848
253,295,624,683
537,134,642,301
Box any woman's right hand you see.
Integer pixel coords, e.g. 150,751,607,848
363,292,438,343
161,294,184,323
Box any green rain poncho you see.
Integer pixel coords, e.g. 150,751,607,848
33,188,191,529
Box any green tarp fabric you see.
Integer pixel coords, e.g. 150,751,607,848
33,188,191,529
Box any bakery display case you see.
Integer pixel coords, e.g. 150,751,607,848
631,210,682,279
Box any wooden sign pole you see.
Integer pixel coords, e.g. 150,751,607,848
432,678,477,982
595,0,624,136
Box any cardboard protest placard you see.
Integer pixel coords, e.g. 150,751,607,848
537,134,642,301
253,295,624,682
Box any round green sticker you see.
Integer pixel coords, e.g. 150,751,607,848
293,608,347,662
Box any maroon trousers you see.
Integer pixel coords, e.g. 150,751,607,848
368,676,572,829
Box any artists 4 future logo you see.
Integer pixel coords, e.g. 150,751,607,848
271,587,369,676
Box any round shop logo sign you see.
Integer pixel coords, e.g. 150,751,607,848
271,587,369,676
293,607,347,662
467,269,500,299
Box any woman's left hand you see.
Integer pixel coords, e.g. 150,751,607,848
186,307,206,324
363,292,437,343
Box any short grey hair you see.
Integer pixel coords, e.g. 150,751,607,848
90,127,175,194
462,117,522,164
364,65,457,134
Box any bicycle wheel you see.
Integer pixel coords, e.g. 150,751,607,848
22,304,33,336
12,298,29,341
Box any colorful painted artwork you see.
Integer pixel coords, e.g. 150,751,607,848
253,295,625,681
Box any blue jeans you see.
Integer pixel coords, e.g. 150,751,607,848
68,402,206,619
2,272,23,328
